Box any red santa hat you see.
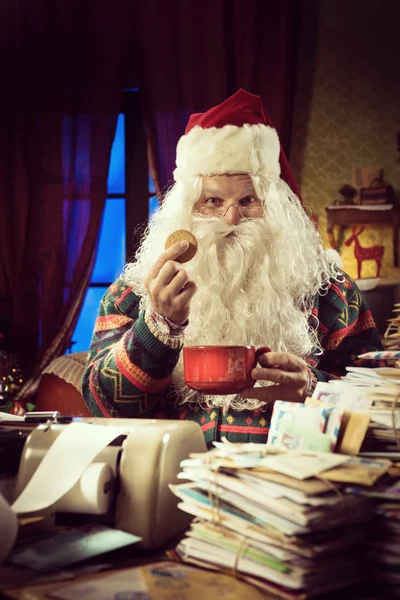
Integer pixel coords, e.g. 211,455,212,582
173,89,301,199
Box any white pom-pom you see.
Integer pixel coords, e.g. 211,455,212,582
325,248,343,269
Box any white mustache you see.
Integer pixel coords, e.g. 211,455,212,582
192,214,266,244
192,214,236,239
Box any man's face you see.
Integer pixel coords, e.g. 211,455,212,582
194,174,263,226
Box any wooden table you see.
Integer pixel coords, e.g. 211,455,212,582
0,515,383,600
0,544,378,600
0,532,172,599
325,205,400,266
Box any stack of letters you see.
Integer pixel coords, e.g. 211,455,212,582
171,444,388,599
328,351,400,453
346,462,400,597
383,303,400,352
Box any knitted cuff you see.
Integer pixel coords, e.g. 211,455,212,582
144,308,185,350
149,307,187,337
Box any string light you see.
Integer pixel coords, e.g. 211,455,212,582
0,347,24,408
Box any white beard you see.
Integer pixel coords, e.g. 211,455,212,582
123,177,339,412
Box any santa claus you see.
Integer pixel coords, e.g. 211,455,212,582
82,90,382,444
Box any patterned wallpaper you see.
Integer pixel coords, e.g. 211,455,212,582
291,0,400,280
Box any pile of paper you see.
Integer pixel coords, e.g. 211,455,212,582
312,354,400,454
383,303,400,352
346,464,400,598
266,401,343,453
170,444,386,599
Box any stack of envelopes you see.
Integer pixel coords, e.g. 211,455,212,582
383,303,400,352
334,352,400,453
170,444,387,599
346,464,400,598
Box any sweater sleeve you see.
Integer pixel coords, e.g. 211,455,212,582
307,274,384,394
81,278,182,418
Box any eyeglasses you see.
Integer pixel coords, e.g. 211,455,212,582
195,198,263,218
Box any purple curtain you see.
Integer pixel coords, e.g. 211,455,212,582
0,0,131,403
130,0,300,194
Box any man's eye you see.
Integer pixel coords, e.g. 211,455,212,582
239,196,257,207
205,197,222,206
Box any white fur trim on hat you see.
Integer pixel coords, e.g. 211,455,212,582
173,123,281,181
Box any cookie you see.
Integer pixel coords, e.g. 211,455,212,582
165,230,198,263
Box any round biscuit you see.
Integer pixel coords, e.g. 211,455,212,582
165,230,198,263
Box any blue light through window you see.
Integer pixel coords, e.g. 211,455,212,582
149,196,159,220
71,287,109,353
107,115,125,194
70,112,157,354
148,171,156,194
70,114,126,353
91,197,126,283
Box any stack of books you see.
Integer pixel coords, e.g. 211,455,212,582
170,444,385,599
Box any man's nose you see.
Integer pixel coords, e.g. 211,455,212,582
221,204,242,225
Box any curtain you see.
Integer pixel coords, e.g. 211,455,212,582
0,0,131,402
130,0,301,194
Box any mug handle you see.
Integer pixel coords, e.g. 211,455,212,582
244,347,272,391
255,346,271,363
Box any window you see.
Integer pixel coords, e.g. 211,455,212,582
69,96,158,353
148,172,159,219
70,114,127,352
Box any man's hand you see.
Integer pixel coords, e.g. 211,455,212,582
144,241,197,325
240,351,309,403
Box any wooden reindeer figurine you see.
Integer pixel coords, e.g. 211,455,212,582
345,226,384,279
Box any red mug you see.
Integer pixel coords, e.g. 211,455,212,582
183,345,271,395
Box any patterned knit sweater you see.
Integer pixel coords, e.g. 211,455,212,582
82,273,383,447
